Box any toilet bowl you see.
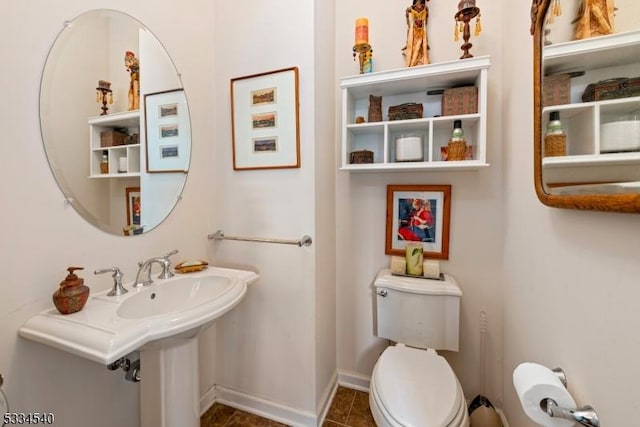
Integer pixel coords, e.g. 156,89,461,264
369,345,469,427
370,270,467,427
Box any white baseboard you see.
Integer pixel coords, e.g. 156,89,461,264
199,373,339,427
214,385,318,427
316,372,338,425
199,384,217,416
337,369,371,392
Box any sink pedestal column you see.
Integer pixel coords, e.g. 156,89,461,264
140,336,199,427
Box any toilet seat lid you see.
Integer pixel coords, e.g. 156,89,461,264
372,345,462,427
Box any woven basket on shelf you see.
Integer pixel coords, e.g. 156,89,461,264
349,149,374,164
544,134,566,157
447,140,468,161
543,73,571,106
442,86,478,116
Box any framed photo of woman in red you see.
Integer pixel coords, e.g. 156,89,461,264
385,184,451,259
126,186,141,226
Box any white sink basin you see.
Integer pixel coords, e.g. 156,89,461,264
117,275,234,319
19,266,258,364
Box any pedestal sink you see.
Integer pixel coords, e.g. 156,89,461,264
19,266,258,427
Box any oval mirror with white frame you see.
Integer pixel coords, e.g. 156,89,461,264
40,9,191,235
532,0,640,212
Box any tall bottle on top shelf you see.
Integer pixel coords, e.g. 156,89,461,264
447,120,468,161
544,111,566,157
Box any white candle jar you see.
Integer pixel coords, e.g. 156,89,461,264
395,134,423,162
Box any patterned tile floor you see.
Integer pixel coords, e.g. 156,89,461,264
200,386,376,427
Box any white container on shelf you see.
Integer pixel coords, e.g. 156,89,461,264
396,134,423,161
600,119,640,153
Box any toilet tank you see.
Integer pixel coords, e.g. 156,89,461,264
374,269,461,351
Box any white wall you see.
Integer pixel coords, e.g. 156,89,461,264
334,0,506,405
502,0,640,427
313,0,338,416
210,1,336,424
502,1,640,425
0,2,215,426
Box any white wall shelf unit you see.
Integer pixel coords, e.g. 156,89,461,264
542,29,640,185
340,55,490,172
88,110,141,178
543,29,640,74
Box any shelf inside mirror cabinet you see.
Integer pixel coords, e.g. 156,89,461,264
340,56,490,172
543,29,640,74
88,110,141,178
541,29,640,184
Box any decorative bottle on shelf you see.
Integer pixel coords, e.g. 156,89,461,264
100,151,109,174
447,120,468,161
544,111,566,157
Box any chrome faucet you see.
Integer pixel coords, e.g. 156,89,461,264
133,250,178,288
94,267,128,296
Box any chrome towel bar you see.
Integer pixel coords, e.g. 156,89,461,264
208,230,312,247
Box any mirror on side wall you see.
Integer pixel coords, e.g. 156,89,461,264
40,9,191,235
531,0,640,212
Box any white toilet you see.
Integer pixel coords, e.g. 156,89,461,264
369,269,469,427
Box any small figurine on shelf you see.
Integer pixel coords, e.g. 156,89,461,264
403,0,430,67
573,0,615,40
124,51,140,111
541,0,563,45
95,80,113,115
454,0,482,59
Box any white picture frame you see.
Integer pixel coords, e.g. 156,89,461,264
144,89,191,173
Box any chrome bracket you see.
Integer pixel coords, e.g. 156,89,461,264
107,354,140,383
543,399,600,427
540,367,600,427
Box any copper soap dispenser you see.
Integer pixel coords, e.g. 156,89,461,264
53,267,90,315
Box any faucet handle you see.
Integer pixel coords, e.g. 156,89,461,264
164,249,179,259
157,250,178,280
95,267,128,297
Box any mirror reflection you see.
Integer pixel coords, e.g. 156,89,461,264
40,9,190,235
538,0,640,198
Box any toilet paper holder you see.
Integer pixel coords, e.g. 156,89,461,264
542,368,600,427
